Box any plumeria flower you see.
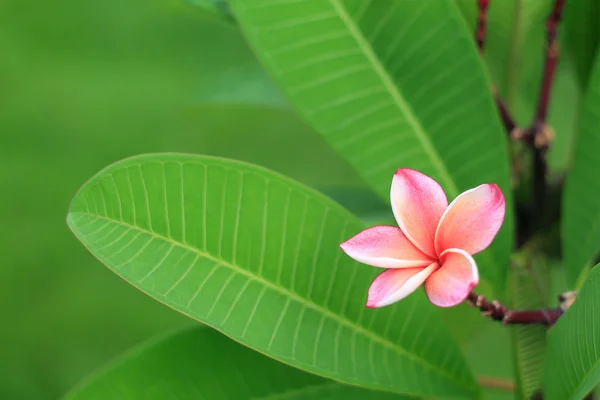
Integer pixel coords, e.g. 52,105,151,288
340,169,505,308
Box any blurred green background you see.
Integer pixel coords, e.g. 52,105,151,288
2,0,575,398
0,0,367,398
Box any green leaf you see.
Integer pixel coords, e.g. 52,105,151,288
65,326,411,399
509,258,550,399
562,53,600,286
543,264,600,400
227,0,513,296
563,0,600,87
185,0,235,23
454,1,581,173
455,0,550,112
67,153,479,397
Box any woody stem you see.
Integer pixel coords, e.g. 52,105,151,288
466,292,563,326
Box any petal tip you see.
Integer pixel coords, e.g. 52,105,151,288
365,300,379,308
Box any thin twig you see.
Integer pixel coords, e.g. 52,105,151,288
476,0,490,52
466,292,563,326
529,0,565,222
478,376,515,392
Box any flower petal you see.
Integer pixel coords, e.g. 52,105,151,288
391,169,448,257
434,184,505,256
340,226,433,268
366,262,438,308
424,248,479,307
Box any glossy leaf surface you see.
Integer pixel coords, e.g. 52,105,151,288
65,327,410,399
67,153,478,397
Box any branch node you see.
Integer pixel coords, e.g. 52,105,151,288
466,291,563,327
534,123,555,149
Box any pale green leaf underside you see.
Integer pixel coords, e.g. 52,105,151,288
67,154,477,397
543,264,600,400
65,327,410,399
562,53,600,285
509,260,550,399
228,0,513,295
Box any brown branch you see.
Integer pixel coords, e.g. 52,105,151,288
466,292,563,326
528,0,565,222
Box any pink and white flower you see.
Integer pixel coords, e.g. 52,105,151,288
340,169,505,308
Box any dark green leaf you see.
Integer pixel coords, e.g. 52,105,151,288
543,264,600,400
67,154,479,397
65,326,411,399
563,0,600,87
455,0,550,111
228,0,513,296
562,52,600,285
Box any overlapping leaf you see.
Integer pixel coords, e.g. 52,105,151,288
228,0,513,295
562,52,600,285
509,259,550,399
65,327,411,399
67,154,478,397
543,264,600,400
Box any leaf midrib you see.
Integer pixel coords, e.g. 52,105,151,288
70,210,473,391
330,0,504,292
328,0,459,197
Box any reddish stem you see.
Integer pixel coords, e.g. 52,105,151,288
476,0,490,52
466,292,563,327
494,88,517,133
534,0,565,126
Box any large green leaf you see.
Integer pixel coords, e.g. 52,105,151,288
543,264,600,400
563,0,600,87
67,154,478,397
562,53,600,286
509,258,550,399
65,326,411,399
228,0,513,296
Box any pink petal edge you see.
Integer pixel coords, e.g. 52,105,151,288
424,248,479,307
366,262,438,308
340,226,433,269
434,184,505,256
390,169,448,258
